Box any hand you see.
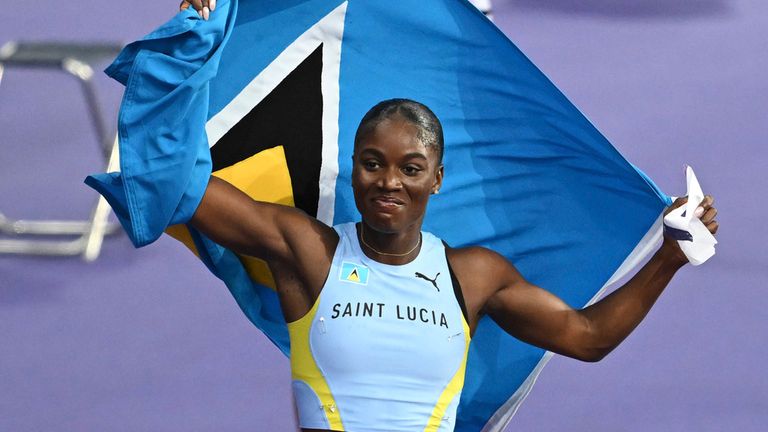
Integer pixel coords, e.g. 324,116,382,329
661,195,719,265
179,0,216,20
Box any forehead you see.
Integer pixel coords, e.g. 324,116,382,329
356,117,437,160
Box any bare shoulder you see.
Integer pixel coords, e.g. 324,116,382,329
445,245,522,330
446,245,515,280
281,206,339,253
273,206,339,283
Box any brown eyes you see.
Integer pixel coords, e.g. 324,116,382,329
402,166,421,176
361,160,423,176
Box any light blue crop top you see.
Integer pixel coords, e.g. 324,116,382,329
287,222,471,432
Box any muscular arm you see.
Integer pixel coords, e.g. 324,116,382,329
482,245,683,362
190,176,337,275
474,196,718,362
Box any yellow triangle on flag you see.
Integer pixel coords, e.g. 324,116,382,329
166,145,294,291
347,268,360,282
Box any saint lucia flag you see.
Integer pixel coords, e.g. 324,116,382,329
87,1,671,430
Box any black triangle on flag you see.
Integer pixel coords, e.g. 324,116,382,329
210,44,324,218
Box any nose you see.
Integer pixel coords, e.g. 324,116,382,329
378,167,402,191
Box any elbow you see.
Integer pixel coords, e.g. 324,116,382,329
573,347,611,363
553,343,610,362
568,327,616,362
570,339,620,362
568,314,616,362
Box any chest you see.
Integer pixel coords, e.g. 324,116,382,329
310,262,467,384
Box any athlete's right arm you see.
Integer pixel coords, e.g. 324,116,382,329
190,176,337,266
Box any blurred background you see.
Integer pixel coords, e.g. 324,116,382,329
1,1,765,430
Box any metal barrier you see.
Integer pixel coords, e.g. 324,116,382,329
0,41,124,261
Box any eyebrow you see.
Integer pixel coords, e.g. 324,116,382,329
402,152,428,161
358,148,428,161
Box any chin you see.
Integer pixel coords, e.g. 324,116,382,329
363,215,400,234
363,211,423,235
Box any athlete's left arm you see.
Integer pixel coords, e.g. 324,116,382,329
483,195,719,362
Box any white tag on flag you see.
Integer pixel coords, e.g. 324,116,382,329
663,166,718,266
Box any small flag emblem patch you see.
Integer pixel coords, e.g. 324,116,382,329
340,262,369,285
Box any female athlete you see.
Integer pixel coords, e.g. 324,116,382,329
145,3,721,430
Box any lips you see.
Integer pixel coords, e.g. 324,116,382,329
372,195,404,212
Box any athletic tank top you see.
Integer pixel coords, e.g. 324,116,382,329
287,222,471,432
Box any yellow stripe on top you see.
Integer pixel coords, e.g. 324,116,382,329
424,315,472,432
288,298,344,430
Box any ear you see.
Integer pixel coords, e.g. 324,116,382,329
432,164,444,194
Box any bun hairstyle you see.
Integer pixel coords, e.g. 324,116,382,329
354,98,445,163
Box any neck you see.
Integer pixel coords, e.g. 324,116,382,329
357,222,422,265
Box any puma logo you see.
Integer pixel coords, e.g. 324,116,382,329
415,272,440,291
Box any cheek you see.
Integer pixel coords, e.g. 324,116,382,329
351,168,368,191
351,168,374,205
405,180,433,204
351,165,363,187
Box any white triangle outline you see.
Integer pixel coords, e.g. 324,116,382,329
205,2,348,225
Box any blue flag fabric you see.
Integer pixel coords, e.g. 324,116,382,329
86,0,237,247
87,1,671,430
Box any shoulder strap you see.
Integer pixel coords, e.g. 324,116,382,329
442,240,469,323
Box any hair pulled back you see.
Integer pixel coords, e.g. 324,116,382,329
354,99,444,162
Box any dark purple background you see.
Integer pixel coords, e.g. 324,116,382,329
1,1,765,430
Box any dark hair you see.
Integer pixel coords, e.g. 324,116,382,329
354,98,444,162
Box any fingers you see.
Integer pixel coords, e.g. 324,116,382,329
694,194,714,217
201,0,210,20
180,0,215,20
673,196,688,207
665,194,719,236
700,206,717,224
200,0,218,20
664,196,688,216
180,0,200,15
696,195,718,235
695,194,713,214
706,220,719,235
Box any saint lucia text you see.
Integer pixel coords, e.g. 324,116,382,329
330,302,450,328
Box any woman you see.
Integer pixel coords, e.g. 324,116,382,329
187,98,718,431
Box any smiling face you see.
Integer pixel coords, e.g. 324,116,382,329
352,115,444,234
